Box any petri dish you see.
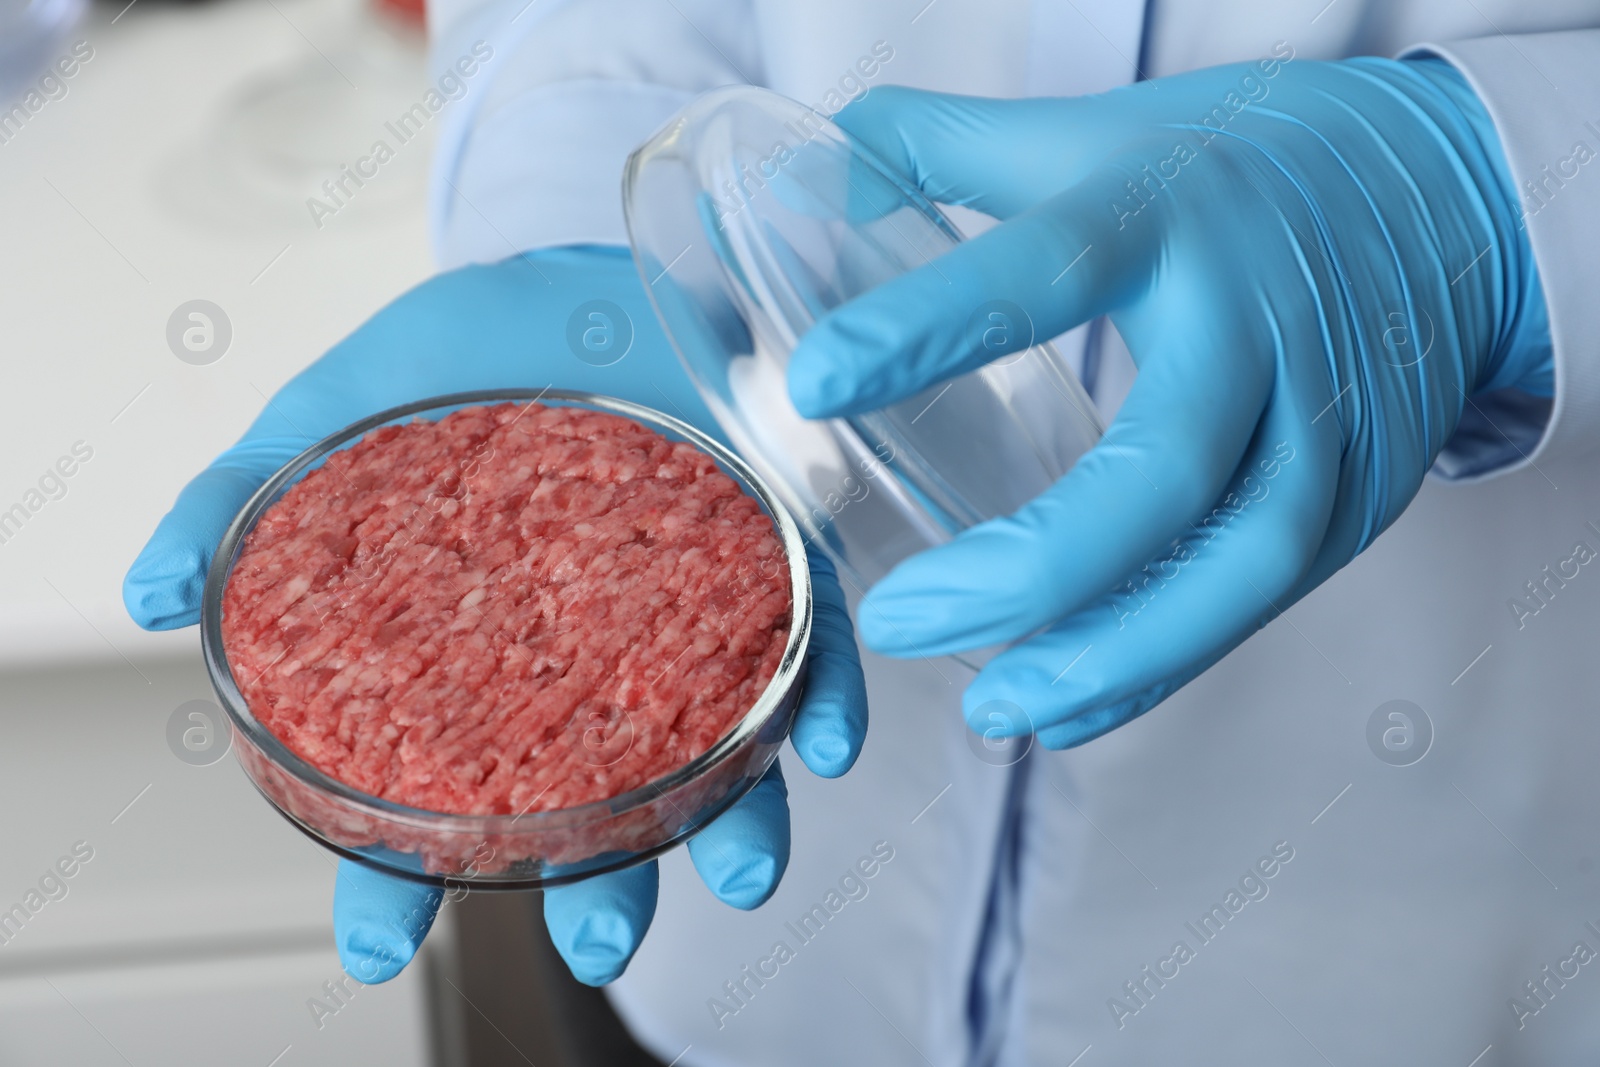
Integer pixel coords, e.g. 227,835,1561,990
201,389,811,890
623,85,1103,592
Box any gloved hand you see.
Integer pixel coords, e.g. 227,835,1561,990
125,245,868,985
789,55,1552,749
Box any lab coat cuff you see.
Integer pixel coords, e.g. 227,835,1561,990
1406,32,1600,481
432,79,694,269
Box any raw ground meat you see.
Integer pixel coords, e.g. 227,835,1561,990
222,402,792,817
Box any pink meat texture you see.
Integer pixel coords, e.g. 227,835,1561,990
222,402,791,817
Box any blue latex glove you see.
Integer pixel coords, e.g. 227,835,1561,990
125,245,868,985
789,56,1552,749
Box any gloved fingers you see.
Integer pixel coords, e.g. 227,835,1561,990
686,761,790,910
1268,360,1396,607
962,417,1337,747
787,164,1161,419
123,436,324,630
1028,671,1203,751
856,318,1273,656
790,554,868,778
831,86,1134,218
333,860,445,985
544,861,660,987
543,764,791,986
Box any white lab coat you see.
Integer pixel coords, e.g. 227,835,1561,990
421,3,1600,1064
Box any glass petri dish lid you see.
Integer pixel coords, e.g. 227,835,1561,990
201,389,811,890
623,85,1103,591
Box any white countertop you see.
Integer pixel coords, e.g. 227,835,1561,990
0,9,451,1061
0,0,438,667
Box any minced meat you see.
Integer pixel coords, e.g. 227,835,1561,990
221,402,791,816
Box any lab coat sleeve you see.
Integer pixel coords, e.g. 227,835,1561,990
1409,31,1600,480
424,0,760,268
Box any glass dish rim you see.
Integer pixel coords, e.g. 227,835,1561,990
200,387,813,837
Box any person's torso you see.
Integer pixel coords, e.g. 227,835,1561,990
603,3,1600,1064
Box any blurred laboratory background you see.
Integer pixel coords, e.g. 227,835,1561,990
0,0,641,1061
